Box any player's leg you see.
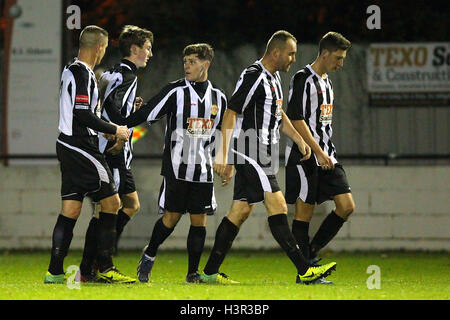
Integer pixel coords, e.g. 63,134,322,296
95,189,136,283
47,141,92,283
264,191,309,276
137,210,181,282
201,200,253,284
285,162,317,262
309,193,355,256
310,164,354,259
45,199,81,283
334,192,355,220
293,199,315,262
79,201,100,281
114,168,140,254
137,173,186,282
264,191,337,283
293,200,334,285
185,213,207,283
115,191,140,253
96,193,120,270
146,210,181,256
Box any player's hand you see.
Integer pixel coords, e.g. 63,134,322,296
134,96,143,111
115,125,130,142
316,152,334,170
213,158,234,186
103,133,116,141
220,164,234,186
106,139,125,155
296,141,311,161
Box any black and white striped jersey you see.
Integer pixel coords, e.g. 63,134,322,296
285,64,337,166
228,60,283,170
98,59,138,170
125,78,227,183
58,59,101,137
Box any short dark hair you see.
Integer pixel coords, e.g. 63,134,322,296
119,25,154,57
183,43,214,61
319,32,351,54
79,25,108,48
265,30,297,53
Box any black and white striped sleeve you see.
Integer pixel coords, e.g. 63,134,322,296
101,72,137,125
69,65,91,111
228,68,262,114
125,83,177,128
70,65,117,134
215,90,228,131
286,71,308,121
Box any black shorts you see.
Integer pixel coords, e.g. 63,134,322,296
233,163,281,204
56,138,117,202
109,167,137,195
158,175,216,215
285,157,351,205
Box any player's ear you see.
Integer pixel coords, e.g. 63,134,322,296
272,47,280,59
321,49,330,59
130,44,138,56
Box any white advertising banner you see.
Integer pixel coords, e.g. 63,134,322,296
4,0,62,163
367,43,450,106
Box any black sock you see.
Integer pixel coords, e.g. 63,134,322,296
187,225,206,275
203,217,239,275
48,214,76,275
80,217,98,276
115,209,131,249
268,214,309,275
292,220,310,262
144,217,175,257
310,210,345,258
96,212,118,272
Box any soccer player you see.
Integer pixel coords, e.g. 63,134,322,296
285,32,354,284
78,25,153,281
200,30,337,285
44,25,136,284
122,43,227,283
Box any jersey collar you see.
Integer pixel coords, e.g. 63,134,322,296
256,60,277,80
307,64,328,80
121,59,138,73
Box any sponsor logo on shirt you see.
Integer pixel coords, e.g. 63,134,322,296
275,99,283,121
186,118,215,138
319,104,333,124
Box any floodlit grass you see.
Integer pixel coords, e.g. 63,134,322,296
0,250,448,300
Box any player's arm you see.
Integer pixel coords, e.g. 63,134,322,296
71,66,129,140
291,119,333,169
124,84,176,128
287,72,333,168
100,75,136,126
214,108,236,185
281,111,310,161
213,70,260,182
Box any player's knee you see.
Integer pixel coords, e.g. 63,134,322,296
101,195,121,213
128,200,140,216
238,206,252,221
279,203,288,214
339,202,355,219
62,209,81,220
228,208,251,227
347,202,355,216
163,212,181,228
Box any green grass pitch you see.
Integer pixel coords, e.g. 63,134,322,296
0,250,448,300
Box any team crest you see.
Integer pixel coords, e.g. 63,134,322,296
211,104,218,116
